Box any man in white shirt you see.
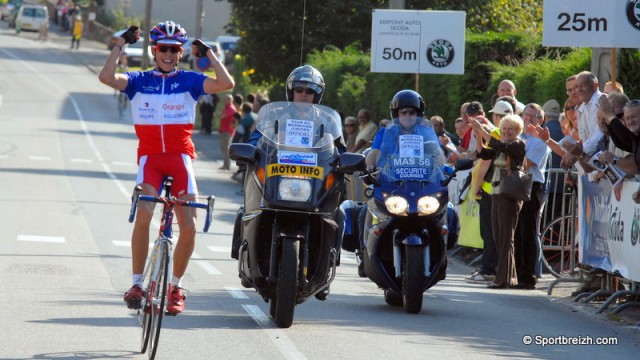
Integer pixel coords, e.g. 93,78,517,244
561,71,604,168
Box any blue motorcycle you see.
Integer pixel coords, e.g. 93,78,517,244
357,123,472,313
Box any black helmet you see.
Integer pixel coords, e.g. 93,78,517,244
285,65,325,104
389,90,425,119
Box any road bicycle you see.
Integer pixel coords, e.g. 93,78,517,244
128,177,214,359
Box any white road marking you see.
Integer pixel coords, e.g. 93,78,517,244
28,156,50,161
112,240,155,248
191,252,222,275
207,245,231,253
242,305,307,360
70,158,93,163
112,161,135,167
225,287,249,299
17,235,65,243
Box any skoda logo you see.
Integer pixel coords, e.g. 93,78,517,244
426,39,454,68
627,0,640,31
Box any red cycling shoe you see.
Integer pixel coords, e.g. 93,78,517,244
166,285,185,315
124,285,144,309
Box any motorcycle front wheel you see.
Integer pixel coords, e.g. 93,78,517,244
273,239,299,328
402,245,425,313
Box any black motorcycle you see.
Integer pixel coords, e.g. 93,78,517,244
229,102,364,328
355,122,472,313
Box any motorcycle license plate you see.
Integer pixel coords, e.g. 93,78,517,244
266,164,324,179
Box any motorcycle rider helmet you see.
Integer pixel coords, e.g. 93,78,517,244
149,21,188,45
389,89,426,119
286,65,325,104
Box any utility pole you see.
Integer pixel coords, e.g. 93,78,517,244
142,0,153,69
196,0,204,39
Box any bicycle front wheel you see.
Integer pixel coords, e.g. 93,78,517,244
541,215,579,278
148,241,169,360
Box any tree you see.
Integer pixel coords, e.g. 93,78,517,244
229,0,385,83
229,0,543,85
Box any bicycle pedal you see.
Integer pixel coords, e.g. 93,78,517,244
126,299,142,310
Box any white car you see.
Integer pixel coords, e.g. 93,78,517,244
0,0,22,21
123,41,154,67
15,3,48,33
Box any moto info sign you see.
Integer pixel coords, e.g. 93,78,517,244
371,10,465,74
543,0,640,48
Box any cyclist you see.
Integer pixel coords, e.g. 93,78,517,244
98,21,234,314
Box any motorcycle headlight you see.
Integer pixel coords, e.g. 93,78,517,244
384,195,408,215
278,178,312,202
418,196,440,215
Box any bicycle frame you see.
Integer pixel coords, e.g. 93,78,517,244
128,177,214,359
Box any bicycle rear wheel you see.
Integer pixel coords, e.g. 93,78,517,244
148,241,169,360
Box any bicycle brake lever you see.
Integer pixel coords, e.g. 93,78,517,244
128,186,142,223
203,195,215,232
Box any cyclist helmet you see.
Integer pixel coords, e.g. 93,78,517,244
286,65,325,104
389,89,425,119
149,21,188,45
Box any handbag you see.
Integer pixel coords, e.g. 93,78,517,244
496,154,533,202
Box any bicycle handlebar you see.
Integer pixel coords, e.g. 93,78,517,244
128,189,215,233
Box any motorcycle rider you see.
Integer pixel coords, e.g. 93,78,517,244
356,89,457,277
234,65,346,300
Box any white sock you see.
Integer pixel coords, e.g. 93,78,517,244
171,275,183,288
132,274,143,287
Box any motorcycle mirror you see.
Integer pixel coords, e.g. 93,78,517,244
229,143,257,165
455,158,474,171
337,152,365,174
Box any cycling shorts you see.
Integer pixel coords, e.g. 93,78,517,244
137,153,198,197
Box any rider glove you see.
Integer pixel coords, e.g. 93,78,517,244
121,26,140,44
192,39,212,58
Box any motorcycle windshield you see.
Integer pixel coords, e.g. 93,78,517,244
377,120,445,183
255,102,342,151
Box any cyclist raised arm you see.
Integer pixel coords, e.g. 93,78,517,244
98,21,234,315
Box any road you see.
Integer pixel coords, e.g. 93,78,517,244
0,22,638,360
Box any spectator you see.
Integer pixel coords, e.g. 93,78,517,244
199,93,218,135
466,100,513,284
565,75,582,108
431,115,459,157
344,116,359,152
601,97,640,178
470,114,527,289
351,108,378,153
497,79,525,114
218,94,237,170
70,15,83,49
515,104,551,290
561,71,604,168
603,80,624,94
230,102,257,182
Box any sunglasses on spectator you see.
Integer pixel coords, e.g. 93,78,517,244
155,45,181,53
399,108,417,115
564,106,576,111
294,87,315,95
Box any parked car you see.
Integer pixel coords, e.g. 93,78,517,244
15,3,48,33
0,0,22,21
107,29,126,50
123,41,153,67
180,39,223,69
